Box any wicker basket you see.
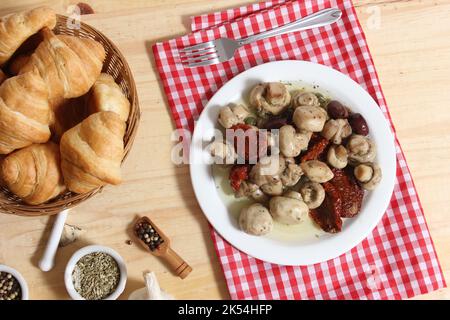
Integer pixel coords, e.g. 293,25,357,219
0,15,140,216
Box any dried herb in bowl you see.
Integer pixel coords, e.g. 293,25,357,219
0,272,22,300
72,252,120,300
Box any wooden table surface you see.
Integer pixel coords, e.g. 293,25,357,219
0,0,448,300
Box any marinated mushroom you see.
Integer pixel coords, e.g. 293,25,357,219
291,92,320,108
249,82,291,116
269,191,309,225
239,203,273,236
293,105,327,132
218,103,250,128
327,144,348,169
321,119,352,144
280,157,303,187
354,163,382,190
235,181,268,203
249,155,286,196
301,160,334,183
279,125,311,157
209,139,236,165
346,134,376,164
299,181,325,209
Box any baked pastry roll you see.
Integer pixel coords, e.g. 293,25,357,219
60,111,125,193
0,6,56,65
87,73,130,121
1,142,65,205
0,69,52,154
20,28,105,107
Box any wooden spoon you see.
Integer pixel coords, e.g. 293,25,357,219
133,216,192,279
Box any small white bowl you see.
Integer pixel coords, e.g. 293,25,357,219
0,265,29,300
64,245,127,300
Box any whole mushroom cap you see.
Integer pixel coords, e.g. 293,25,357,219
291,92,320,108
327,144,348,169
239,203,273,236
299,181,326,209
293,105,327,132
321,119,352,145
269,194,309,225
249,82,291,116
354,163,382,190
301,160,334,183
346,134,377,164
279,125,310,158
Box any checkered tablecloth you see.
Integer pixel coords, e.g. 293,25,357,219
152,0,446,299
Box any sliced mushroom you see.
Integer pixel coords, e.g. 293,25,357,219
346,134,376,164
299,181,325,209
235,181,268,203
291,92,319,108
218,103,250,128
293,105,327,132
209,140,236,165
354,163,382,190
280,158,303,187
321,119,352,144
279,125,311,157
239,203,273,236
301,160,334,183
327,145,348,169
269,192,309,225
249,155,286,196
249,82,291,116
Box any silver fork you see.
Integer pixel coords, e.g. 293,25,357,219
179,7,342,68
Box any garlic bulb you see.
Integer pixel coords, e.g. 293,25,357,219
128,272,174,300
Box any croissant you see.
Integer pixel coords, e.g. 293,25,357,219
1,142,65,205
20,28,105,107
0,6,56,65
60,111,125,193
87,73,130,121
0,69,52,154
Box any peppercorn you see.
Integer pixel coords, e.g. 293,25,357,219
0,272,22,300
134,221,164,251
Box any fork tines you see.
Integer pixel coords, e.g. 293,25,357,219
179,41,220,67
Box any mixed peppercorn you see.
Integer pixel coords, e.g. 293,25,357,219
135,221,164,251
0,272,22,300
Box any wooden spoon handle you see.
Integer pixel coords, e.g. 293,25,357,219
163,247,192,279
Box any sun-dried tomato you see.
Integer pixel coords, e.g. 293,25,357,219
310,182,343,233
229,165,249,192
300,134,329,163
329,168,364,218
229,124,268,163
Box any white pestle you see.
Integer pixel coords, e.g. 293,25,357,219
39,209,69,272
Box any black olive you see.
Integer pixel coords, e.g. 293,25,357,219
263,117,288,129
348,113,369,135
327,100,348,119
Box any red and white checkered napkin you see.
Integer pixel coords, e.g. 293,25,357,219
153,0,446,299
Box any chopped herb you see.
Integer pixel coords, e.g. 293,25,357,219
315,92,330,108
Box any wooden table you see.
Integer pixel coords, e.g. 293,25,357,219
0,0,448,300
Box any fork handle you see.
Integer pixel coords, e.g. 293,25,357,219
238,8,342,46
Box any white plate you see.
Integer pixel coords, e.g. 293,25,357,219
190,60,396,266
